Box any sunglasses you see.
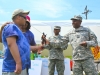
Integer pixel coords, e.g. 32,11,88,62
19,15,26,20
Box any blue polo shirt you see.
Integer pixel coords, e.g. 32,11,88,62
2,24,30,72
23,30,36,68
23,30,36,46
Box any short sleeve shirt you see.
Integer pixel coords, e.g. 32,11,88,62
2,24,30,72
23,30,36,46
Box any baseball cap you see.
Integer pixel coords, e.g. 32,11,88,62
71,15,82,21
54,26,61,29
26,15,30,23
12,9,30,19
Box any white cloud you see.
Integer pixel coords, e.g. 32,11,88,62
28,0,73,18
35,3,62,18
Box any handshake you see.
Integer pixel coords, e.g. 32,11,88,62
31,33,50,54
30,45,44,54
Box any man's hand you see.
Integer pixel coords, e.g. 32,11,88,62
41,34,46,45
1,22,13,30
0,22,13,42
37,45,44,54
80,41,87,47
6,36,22,74
31,45,44,53
32,49,37,53
41,35,50,45
45,39,50,45
14,63,22,74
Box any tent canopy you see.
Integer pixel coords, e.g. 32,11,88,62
29,20,100,44
0,20,100,44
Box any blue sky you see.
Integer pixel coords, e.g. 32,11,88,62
0,0,100,21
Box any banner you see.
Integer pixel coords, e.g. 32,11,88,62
0,59,42,75
29,60,42,75
0,58,70,75
0,59,3,75
41,58,71,75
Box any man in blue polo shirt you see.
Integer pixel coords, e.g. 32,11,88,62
2,9,30,75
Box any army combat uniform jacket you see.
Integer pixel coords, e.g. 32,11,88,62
44,35,68,60
64,26,98,60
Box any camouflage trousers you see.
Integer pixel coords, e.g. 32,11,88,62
48,59,65,75
73,58,98,75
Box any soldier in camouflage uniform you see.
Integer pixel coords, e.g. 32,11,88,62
66,15,98,75
43,15,98,75
44,26,68,75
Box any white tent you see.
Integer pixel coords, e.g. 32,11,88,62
29,20,100,44
0,20,100,44
0,20,100,56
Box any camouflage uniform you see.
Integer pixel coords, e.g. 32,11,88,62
44,26,68,75
63,15,98,75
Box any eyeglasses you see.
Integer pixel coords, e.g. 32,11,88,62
19,15,26,20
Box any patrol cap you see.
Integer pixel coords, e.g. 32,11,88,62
12,9,30,19
71,15,82,21
54,26,61,29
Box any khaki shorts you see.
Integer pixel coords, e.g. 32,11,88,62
2,69,27,75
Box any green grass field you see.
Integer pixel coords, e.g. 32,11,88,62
40,55,72,59
65,56,72,59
